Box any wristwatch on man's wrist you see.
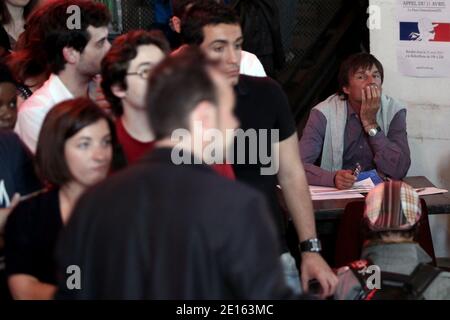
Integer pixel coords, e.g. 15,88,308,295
299,238,322,253
367,125,381,137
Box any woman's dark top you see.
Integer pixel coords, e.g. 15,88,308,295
5,188,63,285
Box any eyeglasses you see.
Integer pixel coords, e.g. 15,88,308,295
126,68,152,80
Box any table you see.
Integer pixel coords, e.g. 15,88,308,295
313,176,450,221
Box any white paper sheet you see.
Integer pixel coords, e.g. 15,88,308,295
352,177,375,190
311,193,364,201
415,187,449,196
309,185,365,200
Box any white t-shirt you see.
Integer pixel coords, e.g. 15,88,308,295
14,74,74,153
240,51,266,77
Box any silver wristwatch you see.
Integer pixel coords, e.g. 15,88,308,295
367,125,381,137
299,238,322,253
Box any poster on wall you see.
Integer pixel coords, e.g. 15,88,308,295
397,0,450,77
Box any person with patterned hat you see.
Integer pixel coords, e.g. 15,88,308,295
334,181,450,300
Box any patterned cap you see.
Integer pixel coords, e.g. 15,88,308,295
364,181,421,231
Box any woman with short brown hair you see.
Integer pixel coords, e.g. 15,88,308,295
4,97,117,300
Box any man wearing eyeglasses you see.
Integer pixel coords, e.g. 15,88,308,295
101,30,236,178
101,30,169,165
299,53,411,190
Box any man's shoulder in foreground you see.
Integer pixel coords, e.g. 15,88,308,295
83,150,267,208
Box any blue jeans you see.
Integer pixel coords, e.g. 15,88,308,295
280,252,302,295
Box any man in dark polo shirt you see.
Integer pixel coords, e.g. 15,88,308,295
181,2,338,297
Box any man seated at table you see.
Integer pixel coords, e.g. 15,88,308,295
299,53,411,189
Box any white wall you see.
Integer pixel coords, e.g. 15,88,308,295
370,0,450,257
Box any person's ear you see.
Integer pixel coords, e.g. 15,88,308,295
62,47,80,65
190,101,216,131
170,16,181,33
111,83,127,99
342,86,350,95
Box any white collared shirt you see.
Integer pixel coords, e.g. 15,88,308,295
15,74,74,153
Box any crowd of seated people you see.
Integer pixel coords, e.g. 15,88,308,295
0,0,447,300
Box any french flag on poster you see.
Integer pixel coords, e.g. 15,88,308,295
400,20,450,42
